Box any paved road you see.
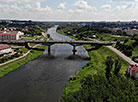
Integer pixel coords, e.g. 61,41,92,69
0,40,116,45
107,46,138,66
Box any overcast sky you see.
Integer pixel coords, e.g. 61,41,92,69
0,0,138,21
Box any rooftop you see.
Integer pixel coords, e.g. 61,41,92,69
0,44,11,50
0,30,19,36
128,65,138,72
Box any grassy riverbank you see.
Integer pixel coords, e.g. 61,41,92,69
0,45,48,77
57,27,138,101
61,46,138,102
63,46,129,94
57,30,79,40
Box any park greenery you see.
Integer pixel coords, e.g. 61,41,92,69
115,34,138,61
57,24,138,102
0,53,22,64
57,24,128,41
61,46,138,102
0,23,51,77
0,47,29,64
24,27,45,36
57,24,138,62
0,45,48,77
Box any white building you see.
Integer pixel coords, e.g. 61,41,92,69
0,30,24,40
0,44,13,55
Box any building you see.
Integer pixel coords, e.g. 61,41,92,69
108,28,122,32
124,29,138,36
127,65,138,78
0,44,12,55
0,30,24,40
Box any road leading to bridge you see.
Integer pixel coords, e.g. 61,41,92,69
107,46,138,66
0,26,89,102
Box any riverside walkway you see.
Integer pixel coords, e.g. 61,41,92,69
0,44,39,67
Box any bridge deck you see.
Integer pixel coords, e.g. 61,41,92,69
0,40,116,45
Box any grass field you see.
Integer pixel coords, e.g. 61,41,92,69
21,36,37,40
96,33,130,41
63,46,129,95
133,46,138,58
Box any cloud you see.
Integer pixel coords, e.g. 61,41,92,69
0,0,138,21
73,0,96,11
0,0,46,4
100,5,111,9
110,0,138,2
22,2,52,12
57,3,66,9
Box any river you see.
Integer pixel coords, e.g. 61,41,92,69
0,26,89,102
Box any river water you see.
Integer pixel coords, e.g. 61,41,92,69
0,26,89,102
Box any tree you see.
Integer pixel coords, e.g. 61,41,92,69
134,35,138,42
47,34,50,39
0,25,5,30
116,30,123,36
114,59,122,76
105,56,114,79
16,27,23,31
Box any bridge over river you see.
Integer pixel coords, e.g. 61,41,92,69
0,26,115,102
0,40,116,55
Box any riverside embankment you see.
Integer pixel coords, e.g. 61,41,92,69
0,26,89,102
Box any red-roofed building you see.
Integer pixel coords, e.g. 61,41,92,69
124,29,138,36
127,65,138,78
0,30,24,40
108,28,122,32
0,44,12,55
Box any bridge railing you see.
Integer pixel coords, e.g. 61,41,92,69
0,40,116,45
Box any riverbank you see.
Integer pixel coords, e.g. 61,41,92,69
0,26,91,102
0,30,49,77
61,45,138,101
0,45,48,77
56,28,138,101
62,46,129,94
57,30,78,40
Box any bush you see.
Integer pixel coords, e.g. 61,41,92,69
62,74,138,102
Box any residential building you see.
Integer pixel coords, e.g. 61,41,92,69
124,29,138,36
127,65,138,78
0,44,12,55
0,30,24,40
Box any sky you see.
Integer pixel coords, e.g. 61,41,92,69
0,0,138,21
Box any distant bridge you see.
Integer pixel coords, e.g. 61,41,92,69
0,40,116,55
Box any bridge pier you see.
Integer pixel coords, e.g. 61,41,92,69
46,43,54,55
72,45,77,55
48,45,51,55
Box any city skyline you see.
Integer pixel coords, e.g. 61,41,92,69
0,0,138,21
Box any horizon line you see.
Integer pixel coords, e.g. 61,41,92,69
0,19,137,22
